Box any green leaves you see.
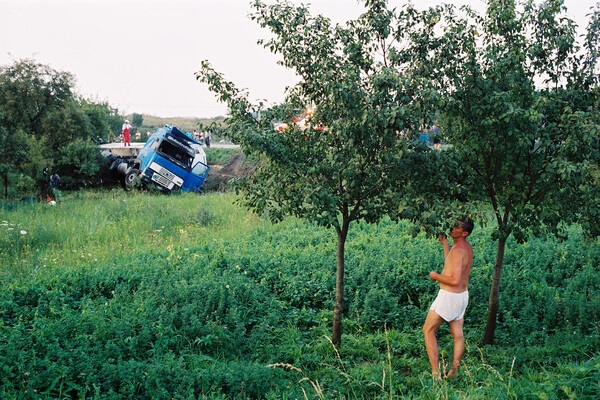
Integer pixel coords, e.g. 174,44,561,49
0,59,74,139
424,0,599,240
0,59,125,197
196,1,437,233
196,1,447,346
412,0,600,344
196,0,599,347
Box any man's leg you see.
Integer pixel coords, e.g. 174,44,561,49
447,318,465,377
423,310,445,379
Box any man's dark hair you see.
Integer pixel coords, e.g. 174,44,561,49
459,216,474,235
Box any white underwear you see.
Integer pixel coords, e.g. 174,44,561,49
430,289,469,322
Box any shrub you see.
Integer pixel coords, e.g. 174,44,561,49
1,191,599,398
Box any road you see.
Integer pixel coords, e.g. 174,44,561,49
100,141,239,157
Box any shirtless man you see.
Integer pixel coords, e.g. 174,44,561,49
423,216,474,379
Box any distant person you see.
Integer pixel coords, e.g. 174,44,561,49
420,130,428,145
146,130,151,137
135,130,141,140
431,125,441,150
423,216,474,380
42,167,50,192
205,131,211,147
43,167,61,201
50,173,60,189
122,119,132,146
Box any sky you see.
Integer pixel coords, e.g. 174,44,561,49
0,0,594,118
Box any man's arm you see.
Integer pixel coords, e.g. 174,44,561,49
438,234,450,257
429,248,465,287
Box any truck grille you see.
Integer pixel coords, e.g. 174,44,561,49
151,173,175,190
156,166,175,180
148,162,184,189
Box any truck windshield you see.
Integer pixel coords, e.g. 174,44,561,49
158,140,193,170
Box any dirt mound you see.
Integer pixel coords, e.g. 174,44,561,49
218,152,246,177
203,152,256,191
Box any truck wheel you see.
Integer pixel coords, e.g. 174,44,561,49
124,169,140,188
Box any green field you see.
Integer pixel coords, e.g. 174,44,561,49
1,191,598,399
132,115,226,136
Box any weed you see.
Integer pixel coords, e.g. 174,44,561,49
0,191,599,398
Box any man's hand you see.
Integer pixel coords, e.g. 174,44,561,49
429,271,437,282
438,233,450,257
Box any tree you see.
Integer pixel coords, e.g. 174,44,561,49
55,139,106,189
79,97,123,143
0,59,74,139
426,0,600,344
131,113,144,128
0,59,123,196
197,0,435,346
0,124,26,199
0,59,74,197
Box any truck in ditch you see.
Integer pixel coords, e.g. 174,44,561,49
104,126,210,193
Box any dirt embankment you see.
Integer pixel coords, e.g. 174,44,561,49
203,152,256,191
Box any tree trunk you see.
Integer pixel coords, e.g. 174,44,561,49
483,237,507,345
331,217,350,348
3,172,7,200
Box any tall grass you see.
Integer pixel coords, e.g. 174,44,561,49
1,190,599,398
0,190,269,283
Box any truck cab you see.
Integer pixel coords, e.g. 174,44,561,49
104,126,210,193
127,126,210,192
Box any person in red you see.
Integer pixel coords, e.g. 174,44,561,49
122,119,132,146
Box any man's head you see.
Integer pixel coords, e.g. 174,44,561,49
449,215,474,238
456,215,474,236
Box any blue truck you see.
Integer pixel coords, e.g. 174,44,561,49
106,126,210,193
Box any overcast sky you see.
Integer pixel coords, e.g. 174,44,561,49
0,0,594,118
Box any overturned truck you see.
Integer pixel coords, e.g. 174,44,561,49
104,126,210,193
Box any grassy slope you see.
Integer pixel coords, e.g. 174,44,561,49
0,191,598,399
128,114,226,133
